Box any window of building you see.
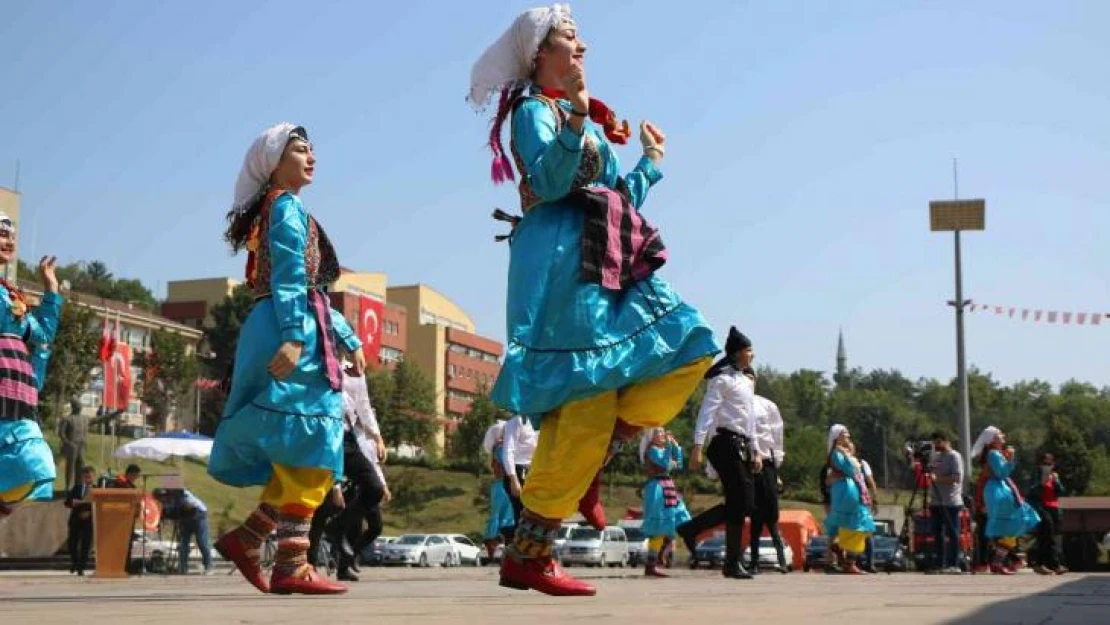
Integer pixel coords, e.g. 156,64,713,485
448,343,467,355
379,347,403,364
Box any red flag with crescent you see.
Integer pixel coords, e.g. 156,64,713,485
104,343,133,411
359,296,384,366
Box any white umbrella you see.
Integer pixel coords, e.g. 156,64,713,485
113,431,213,462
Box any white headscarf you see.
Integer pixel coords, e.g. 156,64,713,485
467,4,573,109
0,212,14,233
482,419,507,455
971,426,1002,460
827,424,848,453
638,427,665,463
231,122,301,212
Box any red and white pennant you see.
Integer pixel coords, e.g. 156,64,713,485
969,303,1107,326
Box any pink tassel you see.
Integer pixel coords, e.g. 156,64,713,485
490,152,515,184
487,87,517,186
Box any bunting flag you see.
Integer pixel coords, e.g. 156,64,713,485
969,302,1109,326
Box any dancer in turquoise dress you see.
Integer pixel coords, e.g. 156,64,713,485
469,4,718,596
971,426,1040,574
824,425,875,574
0,216,62,517
209,123,363,596
639,427,688,577
483,420,516,558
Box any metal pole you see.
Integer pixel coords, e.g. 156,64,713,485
954,230,973,483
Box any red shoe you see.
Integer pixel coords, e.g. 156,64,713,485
990,564,1015,575
499,557,597,596
843,562,865,575
578,472,606,531
971,564,991,574
270,565,348,595
215,531,269,594
644,563,669,578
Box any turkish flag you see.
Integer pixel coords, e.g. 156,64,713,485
359,296,385,366
104,343,133,411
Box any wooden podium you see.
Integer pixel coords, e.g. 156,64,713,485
91,488,142,578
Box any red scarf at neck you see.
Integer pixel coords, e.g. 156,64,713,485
539,88,631,145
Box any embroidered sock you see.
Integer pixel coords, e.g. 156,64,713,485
272,513,312,577
237,504,277,552
507,514,558,561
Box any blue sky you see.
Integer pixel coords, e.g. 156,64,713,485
2,1,1107,388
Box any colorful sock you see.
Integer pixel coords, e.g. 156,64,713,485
507,513,558,561
237,504,277,552
272,513,312,577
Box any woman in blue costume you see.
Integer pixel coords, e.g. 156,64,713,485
482,420,516,559
209,123,364,596
0,215,62,519
971,426,1040,575
824,425,876,575
469,5,718,596
639,427,689,578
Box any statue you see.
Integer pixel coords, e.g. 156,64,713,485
57,399,88,491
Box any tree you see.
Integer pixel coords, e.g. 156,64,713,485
204,284,254,378
450,385,505,469
1038,415,1094,495
40,302,101,427
375,360,439,449
139,329,198,432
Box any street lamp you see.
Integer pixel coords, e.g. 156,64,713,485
929,196,985,483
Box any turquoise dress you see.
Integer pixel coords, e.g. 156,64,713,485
492,91,718,417
983,450,1041,539
208,193,361,487
641,442,688,537
823,449,876,537
485,445,516,540
0,288,62,504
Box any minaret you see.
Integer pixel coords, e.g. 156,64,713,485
836,328,849,389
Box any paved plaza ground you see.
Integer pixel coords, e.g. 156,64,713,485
1,567,1107,625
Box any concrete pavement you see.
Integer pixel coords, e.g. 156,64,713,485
1,567,1107,624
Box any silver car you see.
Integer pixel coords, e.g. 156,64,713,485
558,526,629,568
381,534,453,567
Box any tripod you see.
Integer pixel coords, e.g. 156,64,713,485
902,461,965,572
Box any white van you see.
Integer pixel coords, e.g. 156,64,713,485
558,526,629,568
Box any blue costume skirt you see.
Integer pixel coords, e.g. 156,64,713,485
208,298,344,487
984,479,1041,539
486,479,516,540
641,476,687,538
492,201,718,417
0,420,56,503
824,479,876,536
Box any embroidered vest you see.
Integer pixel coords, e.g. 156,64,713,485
510,94,604,211
246,189,341,297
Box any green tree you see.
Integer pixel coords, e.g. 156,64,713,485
204,284,254,378
40,301,101,427
139,329,199,432
450,386,505,469
1037,415,1094,495
379,360,439,449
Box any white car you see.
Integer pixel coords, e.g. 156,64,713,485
558,526,629,568
742,536,795,571
442,534,484,567
551,523,578,559
622,526,649,566
381,534,454,567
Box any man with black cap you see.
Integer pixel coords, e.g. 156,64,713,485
678,327,763,580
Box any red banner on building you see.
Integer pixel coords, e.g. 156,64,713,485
104,343,133,411
359,295,385,366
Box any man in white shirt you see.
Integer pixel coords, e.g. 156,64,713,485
680,327,763,580
500,414,537,541
750,394,789,574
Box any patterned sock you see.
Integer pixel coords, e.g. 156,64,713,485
272,513,312,577
507,513,558,561
237,504,277,552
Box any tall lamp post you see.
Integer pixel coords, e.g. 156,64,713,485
929,196,986,482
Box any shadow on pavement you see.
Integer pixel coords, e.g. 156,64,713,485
943,576,1110,625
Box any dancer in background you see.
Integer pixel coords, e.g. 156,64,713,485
972,426,1040,575
209,123,364,595
482,420,515,560
468,4,717,595
824,425,875,575
638,428,686,578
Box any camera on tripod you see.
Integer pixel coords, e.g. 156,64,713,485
904,440,935,465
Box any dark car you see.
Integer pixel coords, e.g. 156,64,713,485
803,536,830,572
862,535,908,572
360,536,398,566
689,534,726,569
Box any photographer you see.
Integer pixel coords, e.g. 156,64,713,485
178,489,213,575
928,431,964,574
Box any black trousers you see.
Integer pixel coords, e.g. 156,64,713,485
68,516,93,573
501,464,528,542
681,431,755,563
751,461,786,566
309,432,385,568
1034,506,1063,569
973,511,991,566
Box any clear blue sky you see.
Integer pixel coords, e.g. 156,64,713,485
2,1,1107,388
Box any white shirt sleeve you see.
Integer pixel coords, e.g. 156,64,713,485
768,400,785,467
694,378,725,446
365,404,381,437
740,379,763,457
502,418,519,473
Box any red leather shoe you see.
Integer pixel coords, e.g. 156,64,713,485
843,562,865,575
499,557,597,596
971,564,991,574
990,564,1016,575
214,531,269,594
270,566,348,595
644,563,669,578
578,472,606,531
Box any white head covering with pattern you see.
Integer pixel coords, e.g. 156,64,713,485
231,122,302,212
639,427,666,463
971,426,1002,460
827,424,849,453
468,4,573,109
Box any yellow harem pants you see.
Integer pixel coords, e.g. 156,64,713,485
522,357,711,520
260,464,335,517
0,482,34,506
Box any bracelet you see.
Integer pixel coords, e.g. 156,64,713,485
569,108,588,118
644,146,665,156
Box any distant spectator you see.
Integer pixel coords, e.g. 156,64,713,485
112,464,142,488
1027,453,1068,575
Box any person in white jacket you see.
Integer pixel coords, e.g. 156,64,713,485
749,394,789,574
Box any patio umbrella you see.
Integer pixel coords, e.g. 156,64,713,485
113,431,214,462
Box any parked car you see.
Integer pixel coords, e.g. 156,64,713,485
551,523,579,560
689,533,727,569
803,535,830,572
361,536,398,566
380,534,454,567
443,534,484,566
623,526,649,567
742,536,795,571
559,526,629,568
863,535,908,572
